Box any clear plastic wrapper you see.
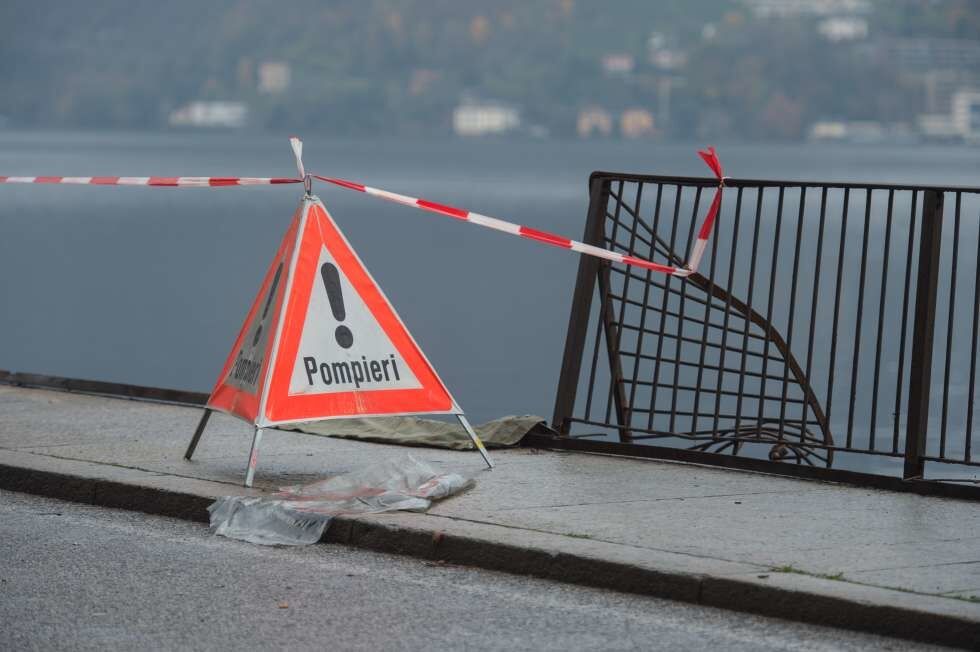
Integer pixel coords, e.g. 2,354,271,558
209,455,473,546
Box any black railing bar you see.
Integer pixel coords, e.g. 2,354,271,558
687,441,831,468
692,186,722,435
893,191,919,453
603,211,674,263
648,420,821,439
617,349,793,384
569,414,825,432
585,319,602,417
712,187,745,437
567,417,843,442
622,381,807,404
846,190,874,448
635,408,814,421
965,213,980,464
825,188,851,424
605,291,768,342
620,356,791,386
778,187,807,438
569,432,616,439
606,184,699,266
691,433,813,449
607,183,701,268
689,440,739,455
670,188,705,433
626,182,660,435
735,188,767,438
583,303,604,422
606,264,753,323
616,321,775,360
756,187,785,431
615,180,646,433
940,192,962,459
647,185,686,432
601,323,616,428
606,188,686,267
869,190,895,451
589,171,980,194
801,187,829,433
602,180,627,428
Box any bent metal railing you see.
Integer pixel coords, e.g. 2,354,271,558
551,171,980,493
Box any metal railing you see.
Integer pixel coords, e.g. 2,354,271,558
550,171,980,495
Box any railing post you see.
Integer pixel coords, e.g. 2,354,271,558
552,175,611,435
904,189,944,479
597,263,633,442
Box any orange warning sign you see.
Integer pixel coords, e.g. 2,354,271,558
207,196,458,427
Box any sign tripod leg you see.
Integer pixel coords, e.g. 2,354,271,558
457,414,493,469
184,408,212,460
244,427,265,487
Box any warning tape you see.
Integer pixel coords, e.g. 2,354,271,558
313,174,679,275
0,176,301,187
313,147,724,277
1,138,724,276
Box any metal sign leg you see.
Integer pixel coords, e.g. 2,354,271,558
457,414,493,469
184,408,212,460
244,427,265,488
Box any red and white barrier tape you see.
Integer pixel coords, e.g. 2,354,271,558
313,147,725,277
1,137,724,276
0,176,301,187
686,146,725,273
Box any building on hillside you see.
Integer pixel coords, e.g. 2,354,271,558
577,108,613,138
919,89,980,143
620,109,656,139
952,90,980,143
258,62,290,94
741,0,871,18
452,101,520,137
168,102,248,128
817,16,868,42
601,54,635,75
647,32,687,70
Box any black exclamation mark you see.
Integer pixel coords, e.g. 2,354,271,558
321,262,353,348
252,263,283,347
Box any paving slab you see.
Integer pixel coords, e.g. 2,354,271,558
1,384,978,647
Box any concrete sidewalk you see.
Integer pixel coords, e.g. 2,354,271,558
1,384,978,647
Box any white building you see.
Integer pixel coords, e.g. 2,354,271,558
601,54,635,75
918,89,980,143
818,17,868,42
741,0,870,18
169,102,248,128
452,102,520,137
951,90,980,142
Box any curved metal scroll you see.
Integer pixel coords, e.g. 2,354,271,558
600,191,835,468
683,272,834,466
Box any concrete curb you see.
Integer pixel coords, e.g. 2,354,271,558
2,459,977,648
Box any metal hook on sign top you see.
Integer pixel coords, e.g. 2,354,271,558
289,136,313,197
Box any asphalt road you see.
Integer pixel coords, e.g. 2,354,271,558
0,490,942,651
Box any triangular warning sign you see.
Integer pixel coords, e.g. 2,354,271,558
207,205,300,424
207,196,459,428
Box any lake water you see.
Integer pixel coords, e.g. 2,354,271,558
2,131,978,446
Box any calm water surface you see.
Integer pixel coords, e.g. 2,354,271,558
2,131,978,431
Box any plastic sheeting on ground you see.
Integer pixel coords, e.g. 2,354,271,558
286,414,550,450
209,455,473,546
